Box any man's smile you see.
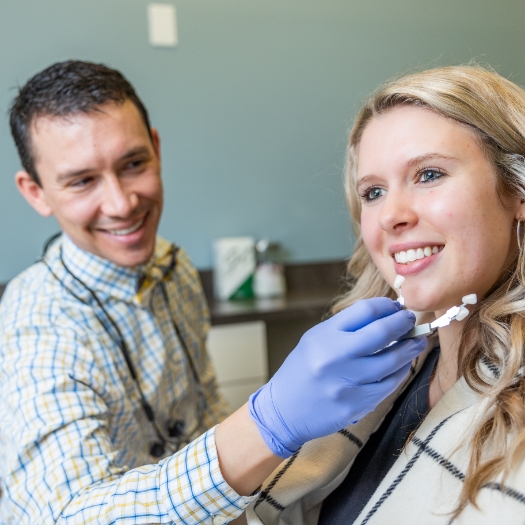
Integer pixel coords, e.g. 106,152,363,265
99,215,146,236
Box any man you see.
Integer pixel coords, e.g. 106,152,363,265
0,60,423,524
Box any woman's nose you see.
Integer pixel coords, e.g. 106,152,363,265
378,191,418,233
101,176,139,217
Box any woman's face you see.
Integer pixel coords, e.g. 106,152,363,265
357,105,523,314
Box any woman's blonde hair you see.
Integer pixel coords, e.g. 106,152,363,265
334,64,525,515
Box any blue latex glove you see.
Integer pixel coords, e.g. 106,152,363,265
249,297,426,457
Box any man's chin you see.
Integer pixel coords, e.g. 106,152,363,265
89,238,156,267
94,222,157,267
107,245,156,267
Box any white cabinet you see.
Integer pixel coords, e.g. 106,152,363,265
207,321,268,410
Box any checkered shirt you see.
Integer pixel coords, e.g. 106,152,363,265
0,235,254,524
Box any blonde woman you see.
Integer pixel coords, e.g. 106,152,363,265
244,65,525,524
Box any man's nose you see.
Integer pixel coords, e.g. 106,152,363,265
100,176,139,217
378,190,418,233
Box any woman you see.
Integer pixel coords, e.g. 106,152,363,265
245,65,525,524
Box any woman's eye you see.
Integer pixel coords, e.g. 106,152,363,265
361,187,386,202
418,168,443,183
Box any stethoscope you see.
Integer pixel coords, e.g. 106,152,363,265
39,233,206,458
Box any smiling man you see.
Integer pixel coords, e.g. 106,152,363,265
0,60,236,523
0,61,425,525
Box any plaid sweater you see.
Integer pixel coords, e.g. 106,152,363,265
246,343,525,525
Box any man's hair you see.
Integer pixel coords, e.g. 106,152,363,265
9,60,152,186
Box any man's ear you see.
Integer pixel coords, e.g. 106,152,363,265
151,128,161,163
15,171,53,217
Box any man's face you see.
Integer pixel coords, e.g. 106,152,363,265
20,100,163,267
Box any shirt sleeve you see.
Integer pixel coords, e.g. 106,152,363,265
0,323,254,524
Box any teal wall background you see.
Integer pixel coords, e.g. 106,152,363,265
1,0,525,281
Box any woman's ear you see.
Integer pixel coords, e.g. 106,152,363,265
15,171,53,217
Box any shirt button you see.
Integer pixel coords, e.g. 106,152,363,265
212,515,227,525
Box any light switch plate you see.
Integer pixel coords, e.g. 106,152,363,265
148,3,178,47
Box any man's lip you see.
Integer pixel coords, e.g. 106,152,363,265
388,241,444,256
96,215,147,233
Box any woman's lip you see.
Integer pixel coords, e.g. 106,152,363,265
394,250,442,276
389,242,444,256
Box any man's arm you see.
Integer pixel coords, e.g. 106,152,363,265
0,324,253,524
216,404,282,496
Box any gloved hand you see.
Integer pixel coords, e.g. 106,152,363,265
249,297,426,457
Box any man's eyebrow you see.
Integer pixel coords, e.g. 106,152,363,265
56,146,152,184
119,146,151,161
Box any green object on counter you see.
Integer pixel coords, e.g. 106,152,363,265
229,274,254,300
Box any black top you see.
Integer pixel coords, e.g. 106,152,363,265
318,347,440,525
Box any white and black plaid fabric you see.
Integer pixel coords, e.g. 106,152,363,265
246,341,525,525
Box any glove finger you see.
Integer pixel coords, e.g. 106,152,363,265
343,336,426,384
328,297,402,332
343,309,417,357
338,362,413,427
354,363,412,417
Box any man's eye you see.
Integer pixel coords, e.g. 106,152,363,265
360,187,386,202
71,177,93,187
126,159,145,170
419,168,444,183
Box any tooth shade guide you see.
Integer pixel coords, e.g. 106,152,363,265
455,306,469,321
462,294,477,305
393,274,405,307
394,275,405,289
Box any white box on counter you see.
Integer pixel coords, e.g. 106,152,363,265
212,237,256,301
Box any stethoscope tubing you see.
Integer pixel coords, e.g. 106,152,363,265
39,233,206,457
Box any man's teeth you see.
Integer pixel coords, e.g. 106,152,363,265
107,218,144,236
394,246,442,264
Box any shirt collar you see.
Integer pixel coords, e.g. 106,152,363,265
60,234,177,304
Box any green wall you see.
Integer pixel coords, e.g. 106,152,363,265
1,0,525,281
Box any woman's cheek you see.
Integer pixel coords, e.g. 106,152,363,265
361,212,383,256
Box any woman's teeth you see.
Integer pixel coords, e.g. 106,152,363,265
394,245,442,264
108,218,144,236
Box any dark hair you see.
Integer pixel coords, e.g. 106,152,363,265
9,60,152,186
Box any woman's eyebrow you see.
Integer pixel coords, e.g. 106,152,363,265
406,152,458,167
356,152,460,189
355,175,377,189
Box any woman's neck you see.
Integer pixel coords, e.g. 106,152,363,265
428,317,465,409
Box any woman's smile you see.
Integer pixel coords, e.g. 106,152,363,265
390,242,444,276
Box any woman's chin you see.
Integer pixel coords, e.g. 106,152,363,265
403,297,445,314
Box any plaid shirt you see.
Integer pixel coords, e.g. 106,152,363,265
0,235,254,524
